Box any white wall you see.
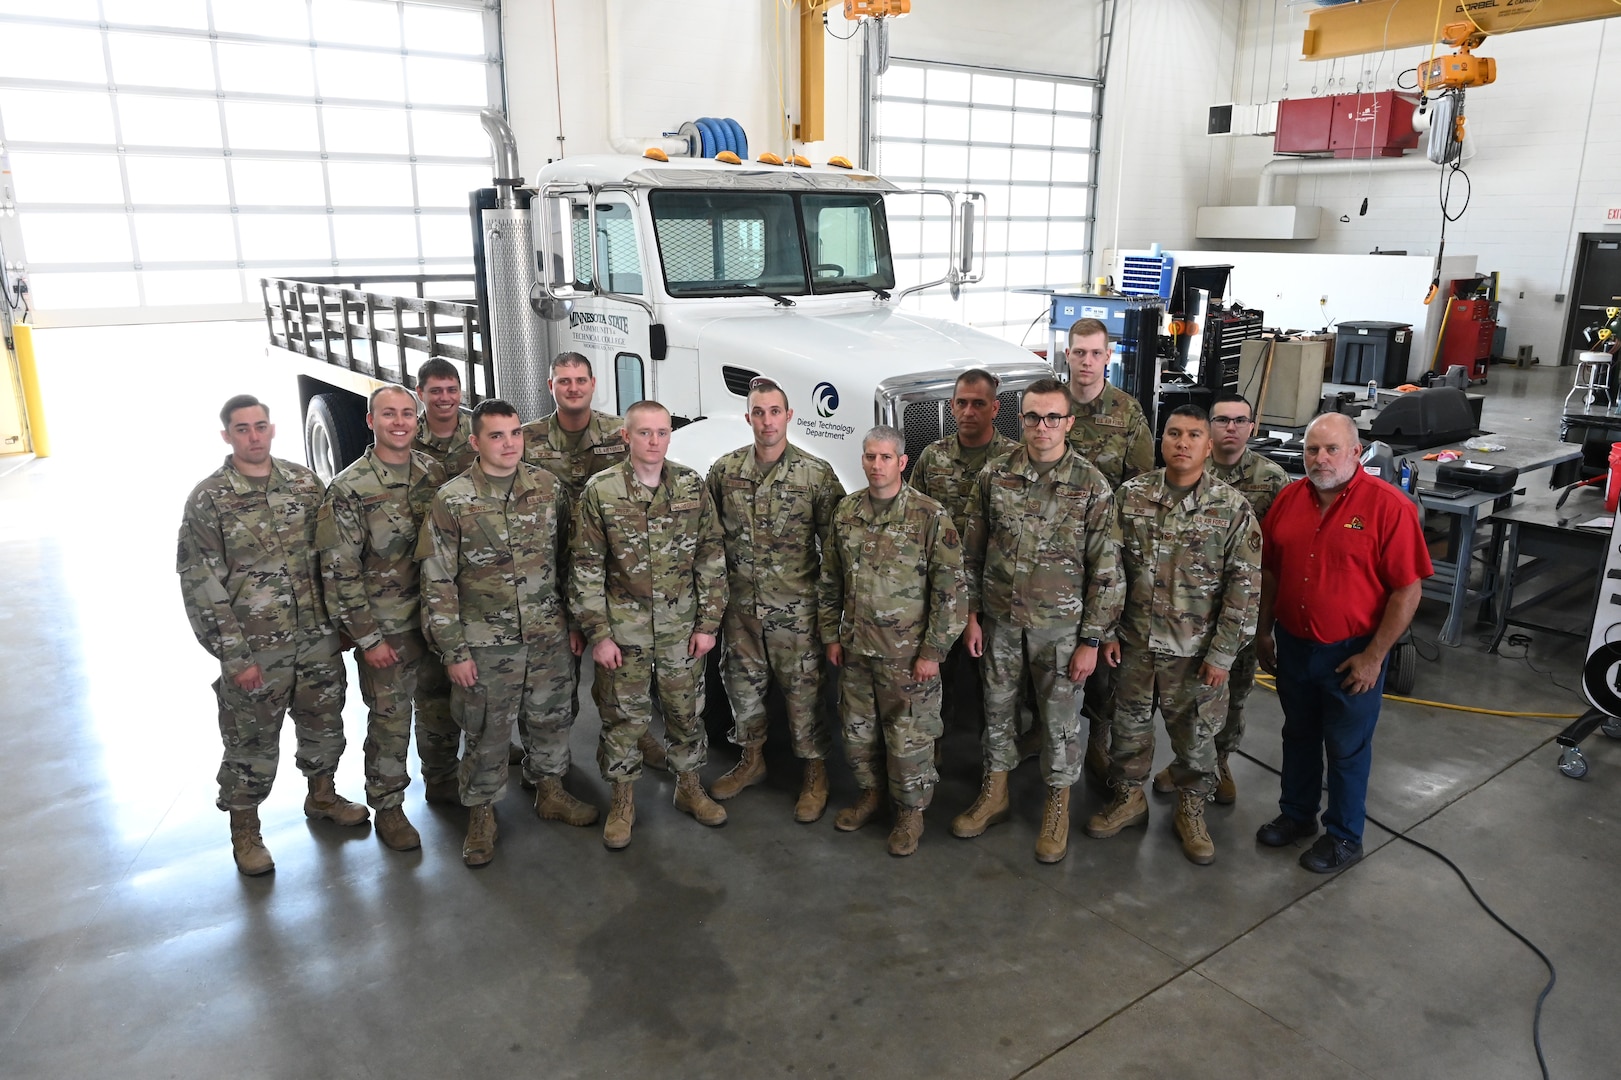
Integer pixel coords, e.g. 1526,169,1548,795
1215,3,1621,363
1093,1,1242,267
498,1,1243,285
501,0,868,180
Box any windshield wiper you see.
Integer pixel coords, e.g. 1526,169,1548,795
736,283,796,307
846,281,892,301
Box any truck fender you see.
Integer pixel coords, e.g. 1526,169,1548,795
667,414,756,479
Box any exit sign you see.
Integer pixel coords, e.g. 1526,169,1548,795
1609,207,1621,222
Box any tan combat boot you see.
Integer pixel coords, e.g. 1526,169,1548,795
711,744,767,801
1175,789,1216,865
374,806,421,851
1152,765,1177,794
603,781,635,850
888,805,925,856
423,776,460,805
228,808,274,876
950,770,1011,838
1034,786,1071,864
304,774,370,826
462,803,497,867
637,731,669,772
794,759,829,823
1085,783,1149,838
673,771,727,827
1214,753,1237,805
835,786,884,832
535,776,600,826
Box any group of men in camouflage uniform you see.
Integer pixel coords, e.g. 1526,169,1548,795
180,314,1290,874
917,319,1286,865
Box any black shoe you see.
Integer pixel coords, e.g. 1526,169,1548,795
1256,813,1318,847
1299,834,1364,873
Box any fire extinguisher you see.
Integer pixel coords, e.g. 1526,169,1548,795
1607,441,1621,513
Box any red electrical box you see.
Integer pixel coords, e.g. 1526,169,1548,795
1439,297,1495,383
1275,91,1420,158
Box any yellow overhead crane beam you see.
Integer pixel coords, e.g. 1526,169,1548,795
1302,0,1621,60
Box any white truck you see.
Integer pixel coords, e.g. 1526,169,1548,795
265,114,1053,488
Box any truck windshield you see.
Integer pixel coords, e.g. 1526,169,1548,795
649,189,894,298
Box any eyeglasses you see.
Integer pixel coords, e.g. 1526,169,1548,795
1021,412,1068,429
1210,416,1253,427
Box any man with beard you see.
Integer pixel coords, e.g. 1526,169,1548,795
1254,412,1431,874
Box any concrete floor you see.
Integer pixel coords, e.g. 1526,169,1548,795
1,324,1617,1078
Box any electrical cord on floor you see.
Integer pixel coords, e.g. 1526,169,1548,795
1252,672,1581,719
1234,744,1558,1080
1485,632,1584,697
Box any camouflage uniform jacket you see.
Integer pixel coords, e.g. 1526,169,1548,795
818,485,965,663
965,445,1124,642
706,442,845,634
1114,469,1261,669
316,447,446,651
909,430,1016,534
570,459,727,649
522,409,628,500
1066,382,1154,489
176,455,331,678
413,413,478,478
1206,449,1289,524
416,462,571,665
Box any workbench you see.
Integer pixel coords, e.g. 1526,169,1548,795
1407,435,1583,646
1486,484,1610,654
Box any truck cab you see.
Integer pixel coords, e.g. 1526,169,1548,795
266,152,1054,489
529,155,1050,489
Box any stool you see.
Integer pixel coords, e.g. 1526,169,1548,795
1566,352,1613,412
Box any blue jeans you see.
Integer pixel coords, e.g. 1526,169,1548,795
1273,625,1387,844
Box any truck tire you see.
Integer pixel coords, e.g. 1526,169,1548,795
305,392,369,483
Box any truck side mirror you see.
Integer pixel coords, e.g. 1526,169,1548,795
957,200,976,277
540,195,577,296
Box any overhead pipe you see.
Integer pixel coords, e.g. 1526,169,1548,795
479,108,523,209
604,0,691,157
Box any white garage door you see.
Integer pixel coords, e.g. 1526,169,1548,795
0,0,500,325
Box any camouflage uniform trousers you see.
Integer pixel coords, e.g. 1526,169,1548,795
980,618,1084,787
1107,644,1228,796
721,607,830,759
594,639,708,781
452,639,574,807
1081,660,1117,761
353,630,460,809
514,651,585,786
412,651,461,787
838,653,941,808
213,629,347,811
1213,640,1258,756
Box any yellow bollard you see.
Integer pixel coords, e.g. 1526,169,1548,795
14,323,49,458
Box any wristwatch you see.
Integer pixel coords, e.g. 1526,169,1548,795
1078,636,1101,648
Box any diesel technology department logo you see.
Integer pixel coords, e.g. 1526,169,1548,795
813,381,839,418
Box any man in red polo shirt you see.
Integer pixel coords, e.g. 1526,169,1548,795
1255,412,1431,873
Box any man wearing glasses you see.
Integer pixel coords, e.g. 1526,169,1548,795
954,379,1122,864
1152,393,1287,805
1064,318,1155,783
909,369,1015,748
1085,405,1260,866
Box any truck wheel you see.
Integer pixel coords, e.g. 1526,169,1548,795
305,392,369,483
